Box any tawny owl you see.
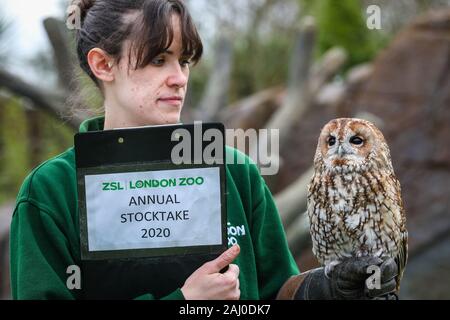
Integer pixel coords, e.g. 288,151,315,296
307,118,407,291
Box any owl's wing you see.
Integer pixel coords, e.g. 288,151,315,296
390,175,408,291
395,229,408,291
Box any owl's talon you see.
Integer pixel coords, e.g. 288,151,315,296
324,261,341,278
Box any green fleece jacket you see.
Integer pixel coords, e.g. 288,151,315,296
10,117,299,300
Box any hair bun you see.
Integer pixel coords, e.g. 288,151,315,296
75,0,96,20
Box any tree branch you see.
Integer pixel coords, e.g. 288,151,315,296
263,17,316,146
196,36,234,121
309,47,348,96
43,17,78,92
0,68,86,129
286,210,311,257
219,86,284,130
275,166,314,227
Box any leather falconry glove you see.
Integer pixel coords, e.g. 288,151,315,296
277,256,398,300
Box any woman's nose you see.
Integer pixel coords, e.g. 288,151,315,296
166,63,188,88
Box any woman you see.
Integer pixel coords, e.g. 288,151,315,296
10,0,299,300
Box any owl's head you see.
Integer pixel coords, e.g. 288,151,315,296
315,118,393,173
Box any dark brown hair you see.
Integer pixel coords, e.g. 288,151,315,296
75,0,203,86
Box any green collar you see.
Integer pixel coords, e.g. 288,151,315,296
79,116,105,133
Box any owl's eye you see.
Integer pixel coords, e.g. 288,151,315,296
350,136,364,145
328,136,336,147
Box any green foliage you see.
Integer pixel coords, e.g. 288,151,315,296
186,33,294,107
76,70,105,115
194,0,390,105
298,0,316,16
0,99,31,204
308,0,386,68
317,0,372,66
39,114,75,161
229,35,294,103
0,99,75,205
182,60,208,110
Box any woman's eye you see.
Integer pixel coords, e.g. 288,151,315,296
328,136,336,147
350,136,364,145
151,57,165,66
180,59,192,67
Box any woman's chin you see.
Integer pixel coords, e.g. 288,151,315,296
146,114,181,126
154,104,182,124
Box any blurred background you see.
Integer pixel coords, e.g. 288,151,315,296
0,0,449,300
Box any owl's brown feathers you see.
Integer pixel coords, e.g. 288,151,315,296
307,118,408,291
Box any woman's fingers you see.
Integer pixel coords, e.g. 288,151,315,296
202,245,240,274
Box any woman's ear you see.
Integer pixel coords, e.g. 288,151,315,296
87,48,115,83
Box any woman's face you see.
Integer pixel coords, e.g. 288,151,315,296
105,15,191,128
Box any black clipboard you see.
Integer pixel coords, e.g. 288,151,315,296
74,122,227,299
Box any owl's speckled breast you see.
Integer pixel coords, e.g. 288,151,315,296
308,169,402,266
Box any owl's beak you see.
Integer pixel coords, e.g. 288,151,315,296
337,145,345,157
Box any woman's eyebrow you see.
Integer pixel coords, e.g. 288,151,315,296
163,50,190,57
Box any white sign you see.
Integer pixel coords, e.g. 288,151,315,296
84,167,222,252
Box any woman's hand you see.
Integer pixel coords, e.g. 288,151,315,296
181,245,241,300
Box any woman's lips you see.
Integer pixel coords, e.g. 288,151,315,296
158,96,183,106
